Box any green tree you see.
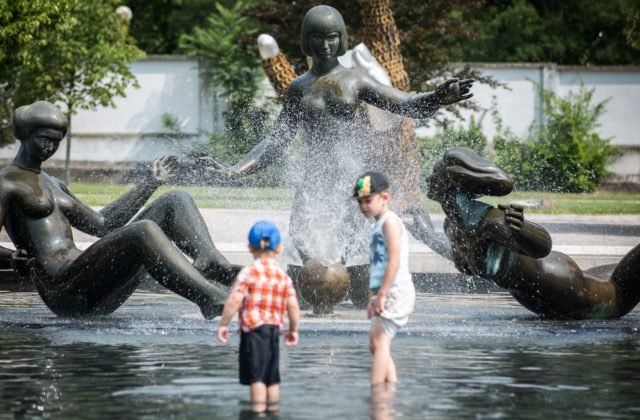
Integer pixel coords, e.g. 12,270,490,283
463,0,640,65
179,1,261,102
0,1,75,146
625,5,640,50
126,0,219,54
179,1,271,163
0,0,144,183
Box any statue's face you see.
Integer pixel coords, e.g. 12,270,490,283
25,128,62,161
308,31,341,59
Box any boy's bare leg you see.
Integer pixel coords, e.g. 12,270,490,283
370,318,394,385
386,356,397,383
250,382,267,413
267,384,280,412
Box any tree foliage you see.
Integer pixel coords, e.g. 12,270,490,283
463,0,640,65
493,85,620,192
179,1,273,167
126,0,219,55
179,1,261,101
0,0,144,146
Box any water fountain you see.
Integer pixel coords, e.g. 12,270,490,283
1,3,639,419
204,5,473,312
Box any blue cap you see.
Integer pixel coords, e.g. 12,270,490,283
248,220,281,251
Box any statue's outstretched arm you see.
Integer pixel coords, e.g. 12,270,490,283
358,76,474,119
202,93,301,178
62,156,177,237
231,108,298,175
483,204,552,259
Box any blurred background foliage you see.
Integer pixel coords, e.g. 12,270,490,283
3,0,638,191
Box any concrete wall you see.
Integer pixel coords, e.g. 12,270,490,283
0,56,224,163
417,63,640,184
1,57,638,183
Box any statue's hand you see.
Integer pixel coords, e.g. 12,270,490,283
151,154,179,183
195,156,241,179
10,249,30,276
435,78,474,105
499,203,525,236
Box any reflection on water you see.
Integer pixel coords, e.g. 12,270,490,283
2,291,640,419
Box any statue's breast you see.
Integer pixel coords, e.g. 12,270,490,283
4,172,54,218
301,76,360,121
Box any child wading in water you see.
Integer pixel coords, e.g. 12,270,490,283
353,172,416,386
217,220,300,414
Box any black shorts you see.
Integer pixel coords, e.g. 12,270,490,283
239,325,280,386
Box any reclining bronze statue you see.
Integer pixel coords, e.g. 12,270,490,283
410,147,640,319
0,101,239,319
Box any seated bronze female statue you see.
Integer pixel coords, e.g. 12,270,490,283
0,101,238,319
416,147,640,319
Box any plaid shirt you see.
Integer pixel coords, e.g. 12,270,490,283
233,258,295,333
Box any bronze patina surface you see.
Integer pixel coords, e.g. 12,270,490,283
0,101,239,319
419,147,640,319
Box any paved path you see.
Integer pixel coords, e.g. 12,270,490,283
3,208,634,274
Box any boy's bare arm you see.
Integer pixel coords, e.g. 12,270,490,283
285,293,300,346
219,291,244,327
216,290,244,344
287,293,300,332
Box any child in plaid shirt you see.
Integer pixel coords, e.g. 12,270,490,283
217,220,300,414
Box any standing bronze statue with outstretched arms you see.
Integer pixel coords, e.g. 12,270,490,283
201,5,473,306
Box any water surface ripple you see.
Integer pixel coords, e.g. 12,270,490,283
2,291,640,419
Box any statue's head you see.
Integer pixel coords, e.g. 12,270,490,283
300,5,347,58
13,101,68,142
427,147,514,201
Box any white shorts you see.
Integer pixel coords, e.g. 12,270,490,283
370,281,416,338
371,314,401,338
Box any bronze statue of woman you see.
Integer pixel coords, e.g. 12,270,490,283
204,5,473,304
421,146,640,319
0,101,238,319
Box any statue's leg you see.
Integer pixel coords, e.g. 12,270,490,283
347,264,370,309
609,242,640,316
133,190,240,286
288,188,314,264
403,207,453,260
57,220,228,319
339,203,370,308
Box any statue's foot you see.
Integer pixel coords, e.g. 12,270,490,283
199,302,224,320
196,262,243,287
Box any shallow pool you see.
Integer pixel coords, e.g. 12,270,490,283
1,291,640,419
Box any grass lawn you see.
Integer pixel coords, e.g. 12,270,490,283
69,182,640,215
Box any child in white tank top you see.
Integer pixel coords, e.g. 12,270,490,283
353,171,416,386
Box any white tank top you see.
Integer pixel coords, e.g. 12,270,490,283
369,211,411,289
